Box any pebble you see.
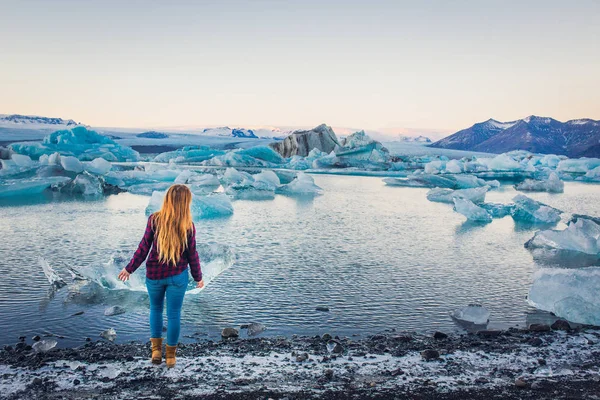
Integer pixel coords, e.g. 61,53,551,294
296,353,309,362
32,335,41,342
515,378,528,388
433,331,448,340
529,338,543,347
221,327,239,339
420,349,440,361
528,324,551,332
550,320,571,331
477,330,502,338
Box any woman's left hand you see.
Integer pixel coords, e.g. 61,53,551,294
118,268,130,282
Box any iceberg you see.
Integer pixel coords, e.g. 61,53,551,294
0,176,71,198
479,154,522,171
269,124,340,158
105,168,180,187
557,158,600,174
10,154,34,168
202,150,279,168
528,268,600,326
174,169,195,184
84,158,112,175
452,198,492,223
511,194,562,225
0,146,12,160
226,185,275,200
287,155,312,170
581,166,600,182
60,155,84,173
273,170,297,184
424,160,446,174
384,174,457,189
445,159,464,174
221,167,253,186
146,191,233,220
53,173,104,197
515,172,564,193
480,202,515,218
125,182,173,196
451,304,490,325
238,146,285,164
276,173,323,196
188,174,221,187
153,146,225,163
426,186,489,204
384,173,492,190
525,218,600,256
9,126,140,162
252,170,280,190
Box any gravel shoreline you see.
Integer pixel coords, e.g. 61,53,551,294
1,326,599,399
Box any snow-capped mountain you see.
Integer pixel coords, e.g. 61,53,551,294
0,114,81,129
430,116,600,157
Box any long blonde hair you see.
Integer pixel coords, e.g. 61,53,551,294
153,184,193,266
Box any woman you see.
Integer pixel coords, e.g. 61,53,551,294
118,184,204,368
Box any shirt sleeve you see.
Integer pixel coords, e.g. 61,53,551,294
188,223,202,282
125,216,154,274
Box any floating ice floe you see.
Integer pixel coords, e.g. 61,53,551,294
146,191,233,219
580,166,600,182
515,172,564,193
9,126,139,162
100,328,117,342
480,202,515,219
32,339,58,353
528,268,600,326
40,257,67,289
525,218,600,256
384,173,495,190
201,146,284,168
0,177,70,198
511,194,562,225
53,173,104,197
557,158,600,174
60,156,84,173
451,304,490,325
452,198,492,223
276,173,323,197
426,186,489,204
153,146,225,163
104,306,126,316
84,158,112,175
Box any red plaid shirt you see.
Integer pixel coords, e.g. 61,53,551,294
125,215,202,281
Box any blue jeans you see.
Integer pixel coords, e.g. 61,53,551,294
146,270,189,346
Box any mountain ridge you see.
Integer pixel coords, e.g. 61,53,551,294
430,115,600,157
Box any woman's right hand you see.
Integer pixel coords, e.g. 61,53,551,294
196,280,204,289
118,268,130,282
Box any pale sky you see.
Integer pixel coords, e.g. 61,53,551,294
1,0,599,137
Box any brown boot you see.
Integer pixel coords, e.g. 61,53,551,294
150,338,163,365
165,345,177,368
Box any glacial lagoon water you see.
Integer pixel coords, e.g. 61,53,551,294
0,175,599,347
